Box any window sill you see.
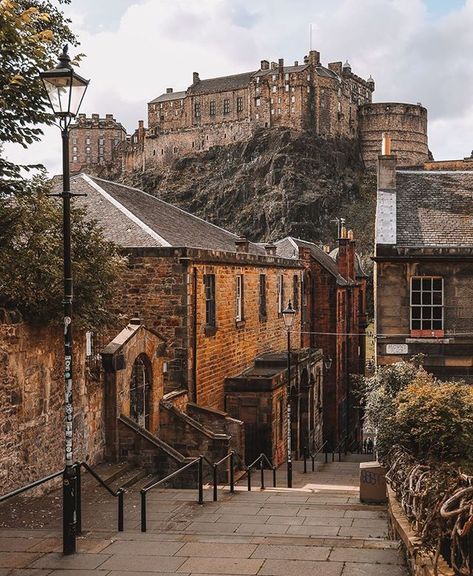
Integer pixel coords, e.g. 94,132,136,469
410,330,444,338
204,325,218,337
235,319,246,329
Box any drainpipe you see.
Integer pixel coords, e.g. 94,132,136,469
192,267,198,403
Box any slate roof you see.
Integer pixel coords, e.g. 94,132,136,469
70,174,265,254
275,237,349,285
188,71,256,95
149,91,186,104
396,170,473,247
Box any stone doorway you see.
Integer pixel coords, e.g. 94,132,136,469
130,354,151,429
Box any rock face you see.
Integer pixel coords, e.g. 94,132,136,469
120,128,373,249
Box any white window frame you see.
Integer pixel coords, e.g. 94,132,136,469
235,275,243,321
410,276,444,333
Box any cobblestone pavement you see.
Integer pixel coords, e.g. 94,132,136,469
0,458,407,576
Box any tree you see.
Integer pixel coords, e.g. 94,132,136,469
0,0,78,193
0,177,126,328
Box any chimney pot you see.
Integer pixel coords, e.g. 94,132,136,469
347,229,354,241
382,133,392,156
129,317,141,326
193,71,200,83
278,58,284,71
378,135,397,190
294,60,299,66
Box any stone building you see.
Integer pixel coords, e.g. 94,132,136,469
275,233,367,451
69,113,127,175
69,174,324,466
374,137,473,380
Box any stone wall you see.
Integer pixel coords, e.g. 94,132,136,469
0,315,105,493
359,103,429,168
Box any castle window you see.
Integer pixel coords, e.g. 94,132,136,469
256,97,261,107
272,85,277,93
256,87,260,95
291,107,295,113
175,109,179,115
285,85,289,92
85,146,90,153
271,109,275,115
272,74,276,81
271,98,274,104
256,76,260,84
277,108,281,114
255,113,259,120
161,149,164,155
307,86,310,93
307,75,311,81
291,95,296,103
410,277,444,335
85,137,90,144
277,275,284,315
194,102,201,118
153,149,156,156
285,73,289,81
72,156,78,162
72,146,77,152
291,86,295,92
173,146,178,153
278,97,281,104
209,100,216,116
204,274,216,327
223,99,230,114
99,138,104,145
237,97,243,112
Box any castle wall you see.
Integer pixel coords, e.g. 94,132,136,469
359,103,428,168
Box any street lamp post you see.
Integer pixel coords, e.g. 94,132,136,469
282,300,296,488
40,46,89,556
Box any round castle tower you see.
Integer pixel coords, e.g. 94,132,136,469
358,102,428,168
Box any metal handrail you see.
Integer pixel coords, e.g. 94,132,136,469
332,436,349,462
76,461,124,532
140,456,203,532
0,469,64,503
303,441,329,473
244,453,277,492
211,451,235,502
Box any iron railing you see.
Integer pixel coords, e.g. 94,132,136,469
140,456,203,532
241,453,277,491
332,436,349,462
0,469,65,504
303,441,328,473
210,451,235,502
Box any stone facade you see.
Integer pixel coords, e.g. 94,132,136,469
0,313,105,493
69,113,127,174
359,102,429,168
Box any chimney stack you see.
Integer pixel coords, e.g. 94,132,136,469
294,60,299,66
378,133,397,190
308,50,320,66
235,237,249,253
271,61,277,70
260,60,270,70
278,58,284,73
376,134,397,247
264,242,276,256
166,87,173,94
193,72,200,84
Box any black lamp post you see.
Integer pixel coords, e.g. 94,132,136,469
40,46,89,556
282,300,296,488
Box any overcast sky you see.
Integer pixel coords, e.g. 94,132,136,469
6,0,473,175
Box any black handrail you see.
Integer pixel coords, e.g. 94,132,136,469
140,456,203,532
0,469,64,503
211,451,235,502
243,453,277,492
76,461,124,532
332,436,349,462
303,441,329,473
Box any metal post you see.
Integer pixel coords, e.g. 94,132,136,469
325,451,328,464
213,464,218,502
312,455,315,472
62,125,76,556
75,464,82,535
287,329,292,489
140,490,146,532
230,452,235,493
198,457,203,504
272,466,276,487
260,458,265,490
118,489,124,532
247,467,251,491
303,452,307,474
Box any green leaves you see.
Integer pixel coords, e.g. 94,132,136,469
0,178,126,329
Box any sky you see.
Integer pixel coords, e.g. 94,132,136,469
6,0,473,175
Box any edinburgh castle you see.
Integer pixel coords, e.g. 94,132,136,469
69,49,430,175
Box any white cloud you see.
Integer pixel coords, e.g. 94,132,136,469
5,0,473,174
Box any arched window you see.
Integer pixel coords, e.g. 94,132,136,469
129,354,151,429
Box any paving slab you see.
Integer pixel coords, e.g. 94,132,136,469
30,554,109,571
259,559,344,576
0,552,43,569
329,547,403,564
341,563,407,576
286,525,340,536
176,542,257,559
102,540,185,556
183,523,240,534
176,557,263,575
338,526,388,538
251,544,330,561
234,525,288,536
0,537,41,552
99,555,186,572
302,516,352,527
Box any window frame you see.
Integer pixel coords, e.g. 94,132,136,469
259,274,267,320
235,274,244,322
236,96,243,112
410,276,444,337
194,101,201,118
293,275,299,311
204,274,216,329
209,100,216,116
223,99,230,115
277,275,284,315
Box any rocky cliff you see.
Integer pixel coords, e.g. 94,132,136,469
120,127,376,252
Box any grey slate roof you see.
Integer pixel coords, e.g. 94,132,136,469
275,237,349,285
396,170,473,247
71,174,265,254
149,91,186,104
189,71,256,95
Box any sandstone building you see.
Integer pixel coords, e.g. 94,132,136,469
374,137,473,380
69,49,430,174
